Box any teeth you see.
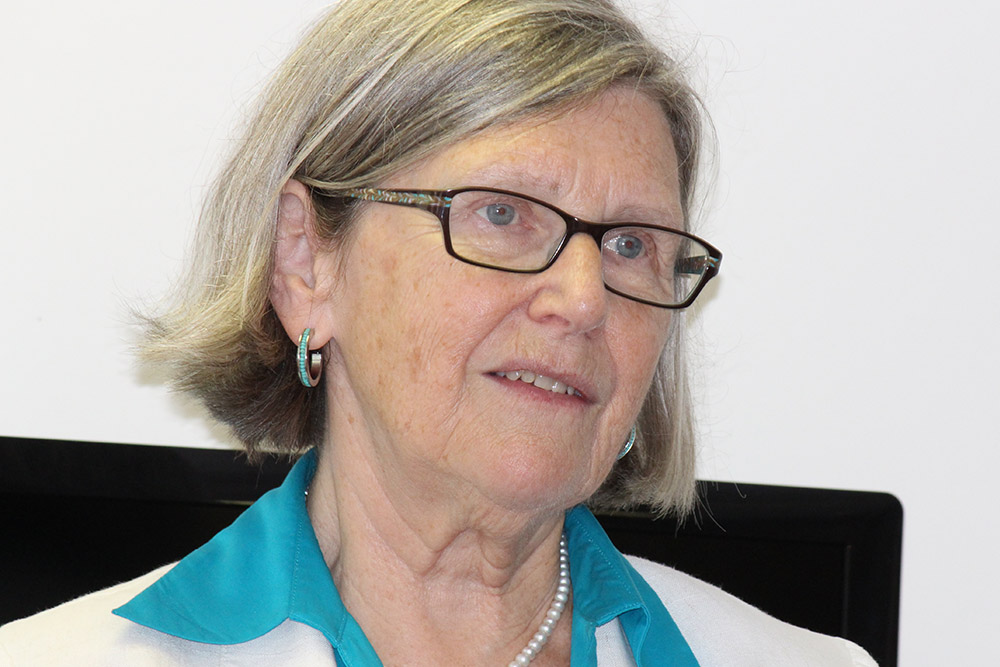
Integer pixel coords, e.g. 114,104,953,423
494,370,581,397
533,374,556,391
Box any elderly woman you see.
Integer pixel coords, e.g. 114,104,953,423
1,1,876,665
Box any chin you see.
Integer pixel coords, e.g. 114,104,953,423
472,444,601,515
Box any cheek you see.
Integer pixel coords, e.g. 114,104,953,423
396,272,465,384
347,232,488,414
607,308,672,409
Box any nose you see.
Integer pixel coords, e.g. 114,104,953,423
526,233,609,334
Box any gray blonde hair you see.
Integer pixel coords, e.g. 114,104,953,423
142,0,705,517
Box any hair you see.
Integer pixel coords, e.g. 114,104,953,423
141,0,706,517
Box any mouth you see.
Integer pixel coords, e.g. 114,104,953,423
491,370,584,398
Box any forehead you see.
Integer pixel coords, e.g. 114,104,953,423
386,89,682,222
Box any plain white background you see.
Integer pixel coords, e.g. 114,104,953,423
2,1,997,664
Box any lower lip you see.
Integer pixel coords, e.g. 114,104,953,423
487,373,588,406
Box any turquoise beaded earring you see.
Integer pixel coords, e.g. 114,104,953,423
617,425,636,460
297,328,323,387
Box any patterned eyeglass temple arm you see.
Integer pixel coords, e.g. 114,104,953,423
342,188,452,208
676,255,720,276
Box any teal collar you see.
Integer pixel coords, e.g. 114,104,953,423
114,450,380,662
564,508,699,665
115,450,697,666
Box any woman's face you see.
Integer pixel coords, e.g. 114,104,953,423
321,88,681,514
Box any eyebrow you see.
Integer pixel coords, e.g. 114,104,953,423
457,158,682,227
459,160,566,197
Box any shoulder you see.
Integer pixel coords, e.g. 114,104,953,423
0,566,332,666
624,556,878,667
0,564,177,665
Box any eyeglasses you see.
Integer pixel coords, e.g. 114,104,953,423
328,187,722,309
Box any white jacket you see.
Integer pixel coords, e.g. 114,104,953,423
0,556,876,666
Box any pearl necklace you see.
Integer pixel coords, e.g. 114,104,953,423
507,534,571,667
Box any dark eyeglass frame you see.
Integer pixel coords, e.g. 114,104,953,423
320,186,722,309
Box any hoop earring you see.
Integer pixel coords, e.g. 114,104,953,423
617,425,636,460
297,328,323,388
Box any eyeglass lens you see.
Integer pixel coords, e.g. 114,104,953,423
446,190,712,307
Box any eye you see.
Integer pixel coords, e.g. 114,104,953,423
611,234,643,259
477,202,518,226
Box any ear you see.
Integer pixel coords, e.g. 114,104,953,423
270,179,336,348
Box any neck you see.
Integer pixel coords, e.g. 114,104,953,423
306,442,574,666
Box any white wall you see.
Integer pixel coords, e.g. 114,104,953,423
669,4,1000,665
2,1,997,664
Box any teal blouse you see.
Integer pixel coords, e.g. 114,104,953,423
115,450,698,666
